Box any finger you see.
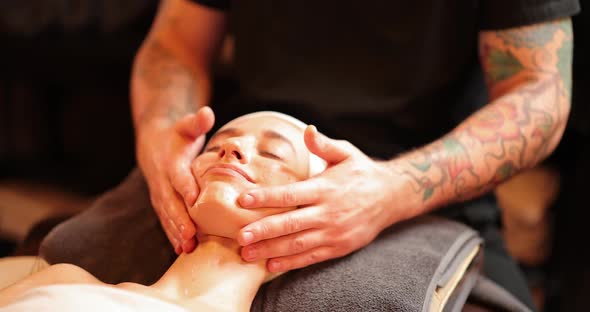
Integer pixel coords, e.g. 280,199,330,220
196,106,215,134
237,206,325,246
157,208,182,255
241,229,324,262
161,186,197,241
167,227,183,255
181,237,197,254
304,125,353,164
148,180,185,254
175,106,215,139
162,219,180,254
238,179,323,208
170,163,199,208
267,247,334,272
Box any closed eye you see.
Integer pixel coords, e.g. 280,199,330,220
204,146,220,153
259,151,283,161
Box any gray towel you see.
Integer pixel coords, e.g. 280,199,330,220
252,216,483,312
40,169,176,285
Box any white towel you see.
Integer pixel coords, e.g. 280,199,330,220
0,284,186,312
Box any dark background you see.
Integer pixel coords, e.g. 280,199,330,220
0,2,588,311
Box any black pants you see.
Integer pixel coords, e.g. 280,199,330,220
40,168,534,310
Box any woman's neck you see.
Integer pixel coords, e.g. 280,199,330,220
151,236,268,312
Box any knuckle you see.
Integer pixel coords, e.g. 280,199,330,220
349,163,364,176
341,139,353,147
167,218,178,231
174,216,186,228
321,181,338,195
284,215,301,233
337,139,354,150
257,222,272,238
337,235,354,251
316,217,328,228
291,236,306,253
326,210,345,227
314,211,330,228
307,251,321,264
281,188,297,206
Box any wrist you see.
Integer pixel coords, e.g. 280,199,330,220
381,158,428,222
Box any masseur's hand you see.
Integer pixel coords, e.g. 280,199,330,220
137,107,215,254
237,127,411,271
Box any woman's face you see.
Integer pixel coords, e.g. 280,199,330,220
189,115,311,239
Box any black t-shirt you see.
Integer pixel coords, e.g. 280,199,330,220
191,0,579,159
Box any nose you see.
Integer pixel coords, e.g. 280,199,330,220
218,139,250,164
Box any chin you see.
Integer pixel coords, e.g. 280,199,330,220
190,181,294,240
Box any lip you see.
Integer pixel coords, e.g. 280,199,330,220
202,163,255,183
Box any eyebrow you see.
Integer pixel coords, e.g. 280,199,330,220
209,127,296,153
263,130,296,154
209,127,243,141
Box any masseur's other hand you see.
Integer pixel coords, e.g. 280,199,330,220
137,106,215,254
237,126,407,272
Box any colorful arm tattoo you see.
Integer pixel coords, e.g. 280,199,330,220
391,19,573,211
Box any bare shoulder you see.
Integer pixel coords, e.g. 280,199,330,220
0,263,101,307
43,263,100,283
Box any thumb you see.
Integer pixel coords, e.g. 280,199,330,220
304,125,352,165
175,106,215,139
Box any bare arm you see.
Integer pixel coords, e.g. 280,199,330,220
132,0,226,126
389,18,573,217
132,0,225,253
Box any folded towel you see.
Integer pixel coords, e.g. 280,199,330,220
252,216,483,312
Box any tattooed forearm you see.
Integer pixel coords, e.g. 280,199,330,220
391,19,573,211
136,39,189,89
132,36,199,126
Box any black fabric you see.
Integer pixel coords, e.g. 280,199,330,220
479,0,581,30
227,0,579,160
188,0,230,11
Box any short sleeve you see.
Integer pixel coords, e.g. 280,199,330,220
479,0,581,30
187,0,231,11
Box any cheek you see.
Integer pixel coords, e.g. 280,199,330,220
254,161,300,186
192,154,216,188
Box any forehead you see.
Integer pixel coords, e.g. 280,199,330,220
215,115,306,148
